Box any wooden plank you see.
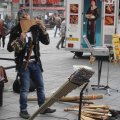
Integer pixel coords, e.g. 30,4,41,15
81,115,96,120
20,19,36,32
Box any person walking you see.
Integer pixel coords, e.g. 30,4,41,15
56,18,66,49
49,14,55,28
7,9,56,119
5,16,14,30
54,14,61,37
0,19,7,49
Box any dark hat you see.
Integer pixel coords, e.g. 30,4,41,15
17,9,28,20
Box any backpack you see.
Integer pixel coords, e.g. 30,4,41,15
13,73,36,93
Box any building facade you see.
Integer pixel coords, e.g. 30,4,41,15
0,0,12,19
0,0,65,20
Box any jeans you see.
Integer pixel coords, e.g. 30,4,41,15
0,35,5,48
54,26,60,37
56,36,65,48
19,61,45,111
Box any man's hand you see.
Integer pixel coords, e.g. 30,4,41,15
20,32,26,41
35,19,46,30
35,19,47,35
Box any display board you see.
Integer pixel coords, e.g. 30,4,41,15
66,0,83,49
102,0,118,45
112,34,120,61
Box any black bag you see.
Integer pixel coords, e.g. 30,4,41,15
13,74,36,93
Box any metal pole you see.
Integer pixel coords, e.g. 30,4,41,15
78,82,88,120
29,0,33,18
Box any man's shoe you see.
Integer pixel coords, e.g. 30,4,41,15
56,46,59,49
40,108,56,114
19,111,30,119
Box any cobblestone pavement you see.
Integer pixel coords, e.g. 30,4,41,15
0,29,120,120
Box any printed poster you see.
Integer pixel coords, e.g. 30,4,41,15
102,0,117,45
104,2,115,26
66,2,81,37
112,34,120,61
65,0,82,49
69,4,79,27
70,4,78,14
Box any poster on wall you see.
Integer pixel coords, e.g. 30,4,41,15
69,15,78,24
102,0,117,45
70,4,78,14
68,3,79,32
69,4,79,25
66,1,82,38
104,1,115,29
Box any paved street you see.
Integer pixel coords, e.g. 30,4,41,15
0,29,120,120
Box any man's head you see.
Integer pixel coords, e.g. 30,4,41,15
17,9,30,20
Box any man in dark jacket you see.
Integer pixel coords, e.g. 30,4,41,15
7,9,56,119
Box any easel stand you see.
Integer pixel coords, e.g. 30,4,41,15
79,82,88,120
91,47,118,95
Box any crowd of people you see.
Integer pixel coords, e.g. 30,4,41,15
46,13,66,49
0,12,66,50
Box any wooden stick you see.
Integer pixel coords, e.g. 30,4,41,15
64,105,79,111
82,110,111,116
28,94,103,101
83,105,109,110
60,95,103,101
64,107,110,113
81,115,96,120
82,113,109,120
83,108,110,113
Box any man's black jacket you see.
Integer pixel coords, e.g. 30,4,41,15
7,22,50,72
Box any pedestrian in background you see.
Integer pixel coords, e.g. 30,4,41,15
0,19,7,49
5,16,14,30
56,18,66,49
7,9,56,119
48,14,55,28
54,14,61,37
